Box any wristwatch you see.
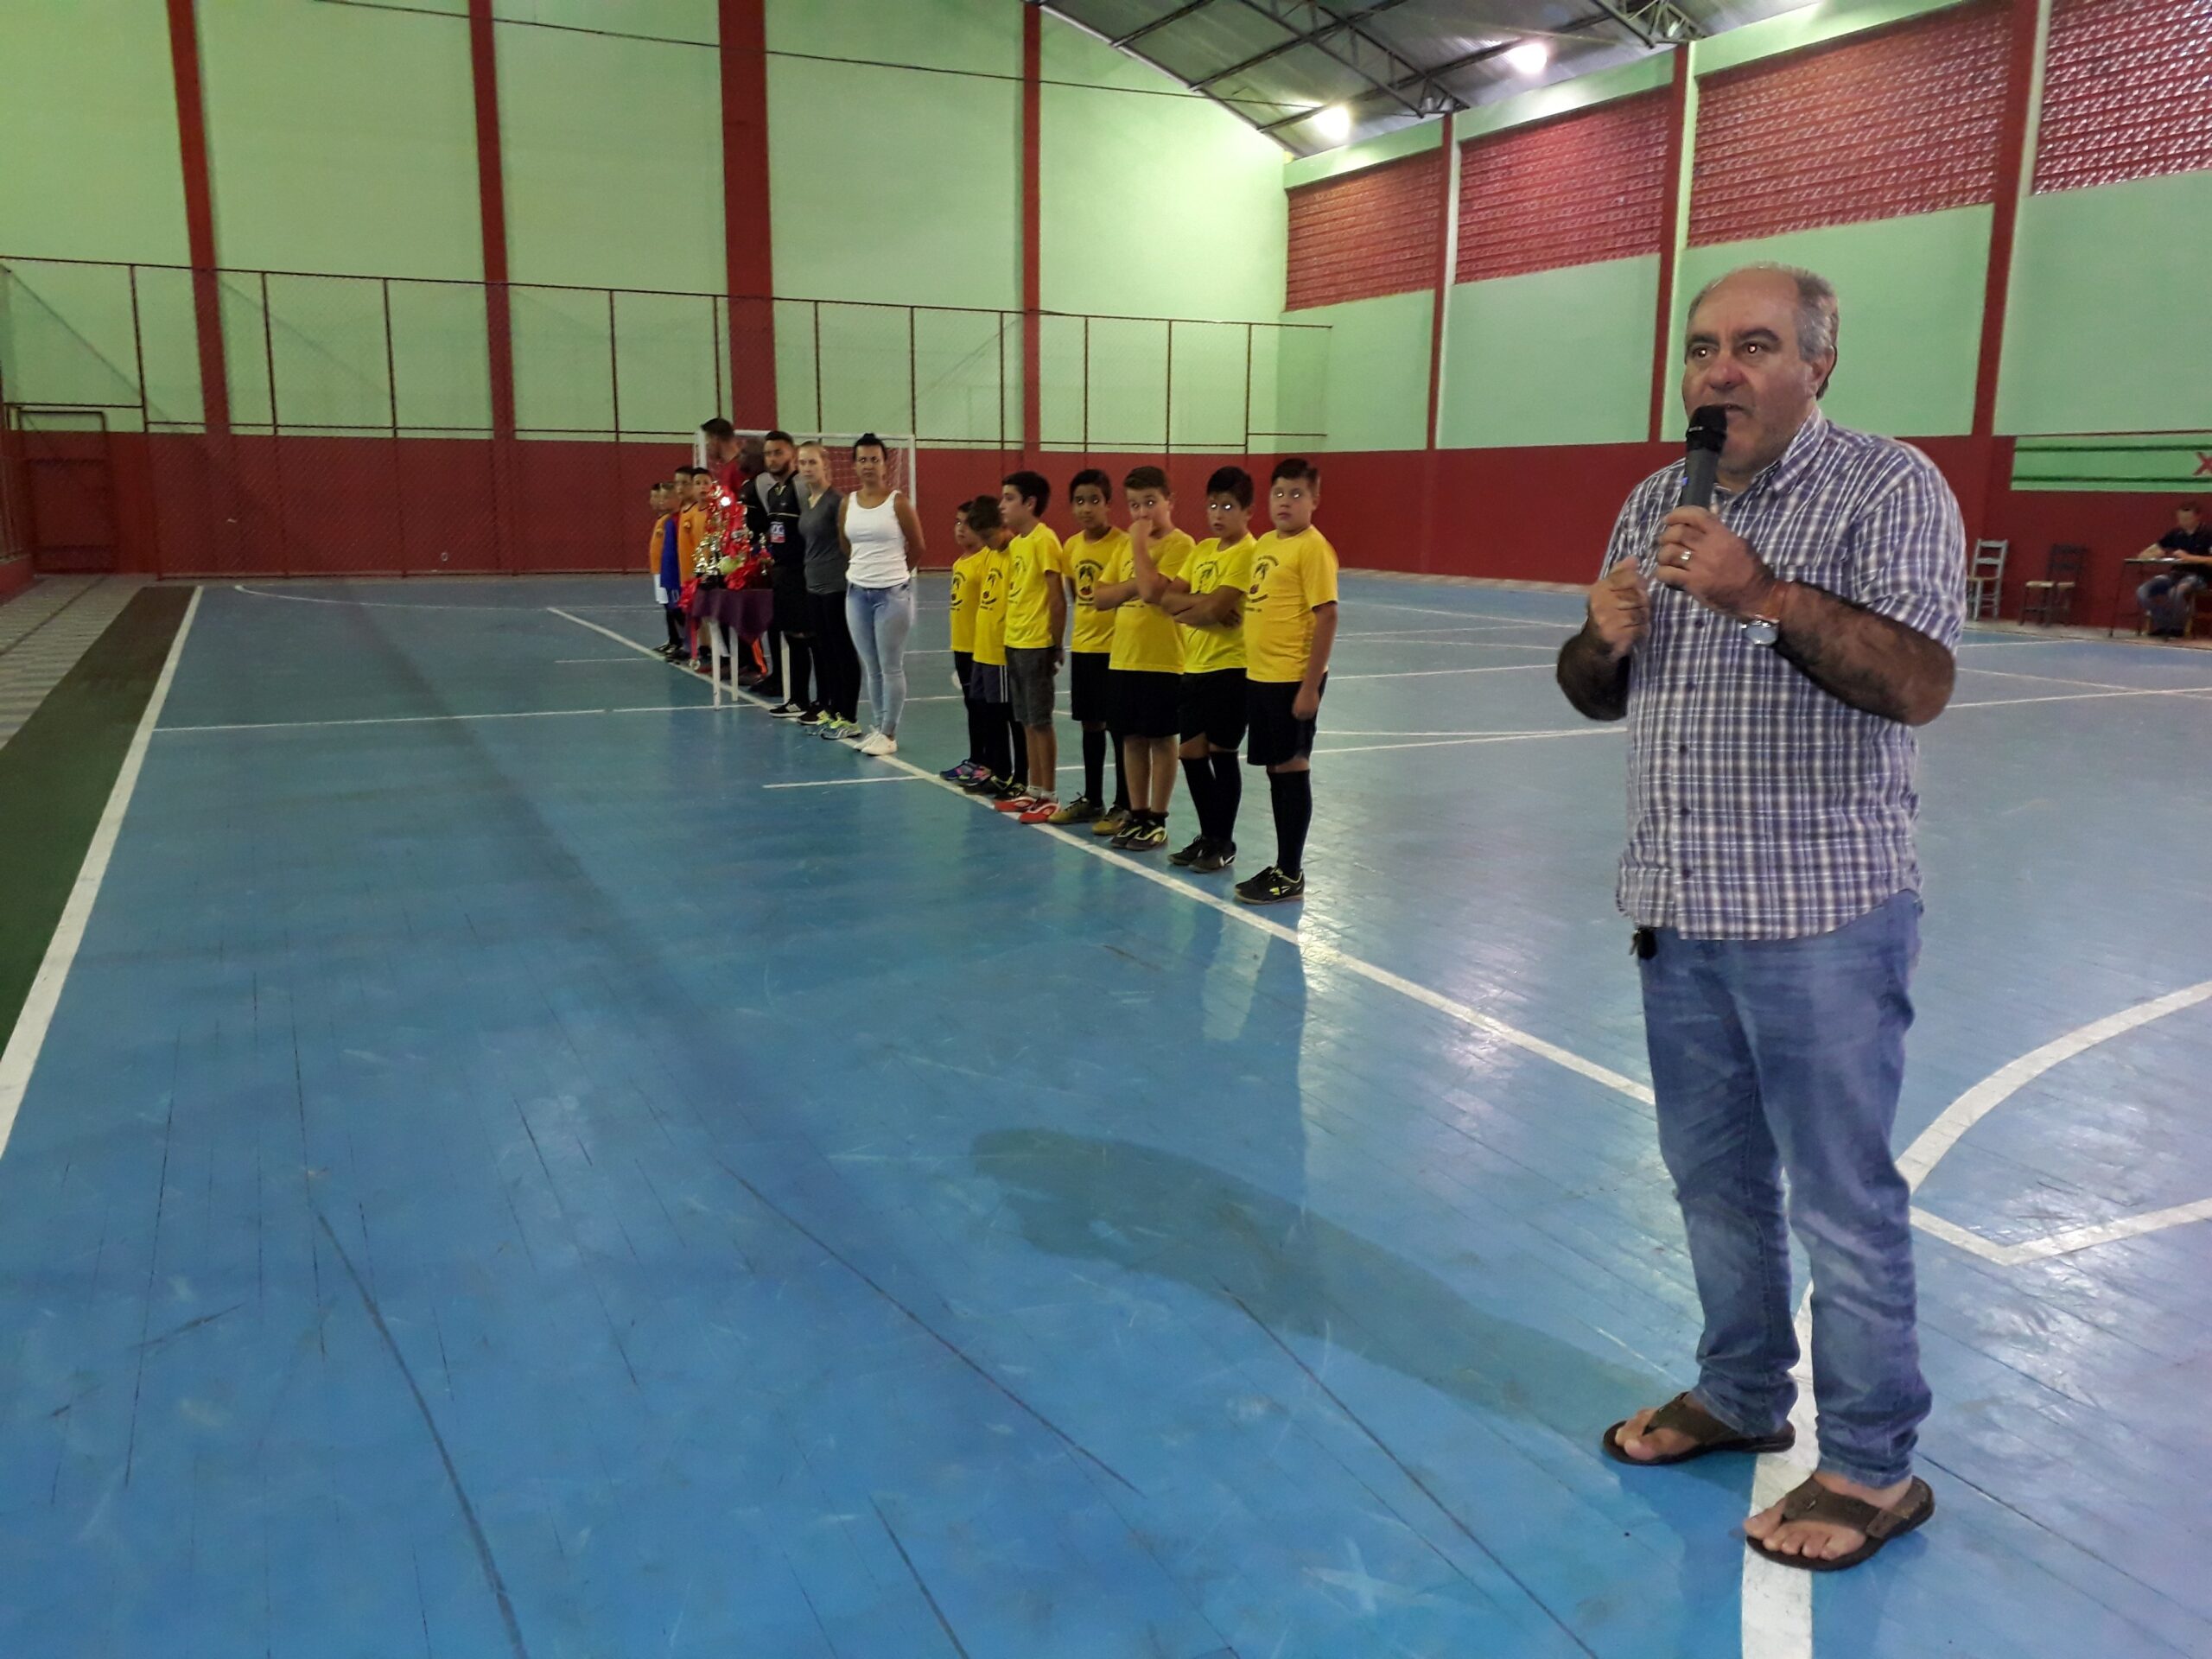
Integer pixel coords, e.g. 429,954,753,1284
1740,613,1781,647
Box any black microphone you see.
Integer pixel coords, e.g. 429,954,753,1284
1680,404,1729,511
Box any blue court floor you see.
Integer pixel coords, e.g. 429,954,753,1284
3,573,2209,1659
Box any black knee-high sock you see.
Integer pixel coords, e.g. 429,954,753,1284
1211,751,1243,843
1269,769,1313,874
1007,709,1028,785
965,699,989,766
1083,728,1106,803
1181,757,1217,841
664,607,682,648
1109,728,1129,810
786,635,813,707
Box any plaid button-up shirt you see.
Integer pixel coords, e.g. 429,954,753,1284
1605,412,1966,940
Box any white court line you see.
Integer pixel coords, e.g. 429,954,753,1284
1348,598,1567,628
552,605,1653,1106
1949,686,2212,710
553,656,659,664
234,582,544,613
1897,977,2212,1262
162,702,738,734
1332,662,1556,682
1316,728,1623,758
1741,974,2212,1651
0,588,200,1157
1956,663,2212,693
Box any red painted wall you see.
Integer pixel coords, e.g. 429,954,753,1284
2036,0,2212,193
1286,152,1446,313
31,431,2192,633
1457,92,1672,283
1691,1,2011,245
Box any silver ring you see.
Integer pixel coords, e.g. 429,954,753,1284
1677,550,1693,567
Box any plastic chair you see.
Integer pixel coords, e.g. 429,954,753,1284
2020,543,2085,626
1966,539,2007,620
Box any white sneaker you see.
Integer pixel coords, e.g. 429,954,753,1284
842,727,874,748
860,731,898,758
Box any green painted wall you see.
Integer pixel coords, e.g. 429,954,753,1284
499,16,722,437
1440,257,1657,448
765,0,1020,441
1037,17,1286,454
1995,170,2212,435
0,0,196,429
199,0,487,433
1294,290,1431,454
1674,207,1992,438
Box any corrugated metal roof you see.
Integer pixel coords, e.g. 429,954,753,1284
1033,0,1809,155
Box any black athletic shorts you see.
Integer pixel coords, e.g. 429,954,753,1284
1245,675,1325,767
1069,651,1111,724
772,564,810,632
1110,667,1180,740
1179,668,1249,750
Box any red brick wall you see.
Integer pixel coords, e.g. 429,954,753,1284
2036,0,2212,193
1690,1,2012,245
1285,151,1446,312
1457,92,1673,283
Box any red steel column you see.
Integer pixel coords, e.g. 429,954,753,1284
1648,45,1692,442
165,0,228,432
719,0,778,424
466,0,518,568
1021,3,1043,460
1424,114,1455,452
467,0,515,441
1973,0,2043,440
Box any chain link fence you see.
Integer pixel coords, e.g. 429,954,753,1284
0,256,1327,577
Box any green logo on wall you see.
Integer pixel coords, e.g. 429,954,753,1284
2012,435,2212,493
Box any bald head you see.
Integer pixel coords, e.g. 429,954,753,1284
1681,264,1840,490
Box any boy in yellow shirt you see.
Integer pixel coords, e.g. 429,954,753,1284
1160,465,1257,872
1074,466,1191,846
995,471,1067,817
941,504,990,782
958,497,1027,798
1236,458,1338,905
1050,468,1129,829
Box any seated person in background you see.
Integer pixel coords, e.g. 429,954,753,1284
2137,501,2212,638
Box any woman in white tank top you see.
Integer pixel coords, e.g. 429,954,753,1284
836,435,927,755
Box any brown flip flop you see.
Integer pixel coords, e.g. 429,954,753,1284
1601,1391,1796,1466
1745,1476,1936,1572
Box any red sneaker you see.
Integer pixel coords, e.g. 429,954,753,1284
1016,798,1061,824
993,794,1039,814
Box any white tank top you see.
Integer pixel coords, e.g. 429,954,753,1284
843,491,909,589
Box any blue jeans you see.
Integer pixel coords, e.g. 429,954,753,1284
846,580,915,736
2138,572,2202,632
1639,891,1929,1488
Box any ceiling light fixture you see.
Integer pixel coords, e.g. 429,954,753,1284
1503,40,1550,76
1312,104,1353,144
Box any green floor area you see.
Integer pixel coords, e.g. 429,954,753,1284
0,586,190,1044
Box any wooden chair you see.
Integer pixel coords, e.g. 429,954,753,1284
1966,539,2007,620
2020,543,2085,626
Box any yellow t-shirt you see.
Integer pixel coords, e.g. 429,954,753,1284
972,545,1011,668
1244,526,1339,683
647,512,671,572
1003,523,1067,652
949,550,986,654
1179,534,1255,675
1107,530,1192,675
1065,527,1127,655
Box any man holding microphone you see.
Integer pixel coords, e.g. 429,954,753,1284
1558,264,1964,1572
